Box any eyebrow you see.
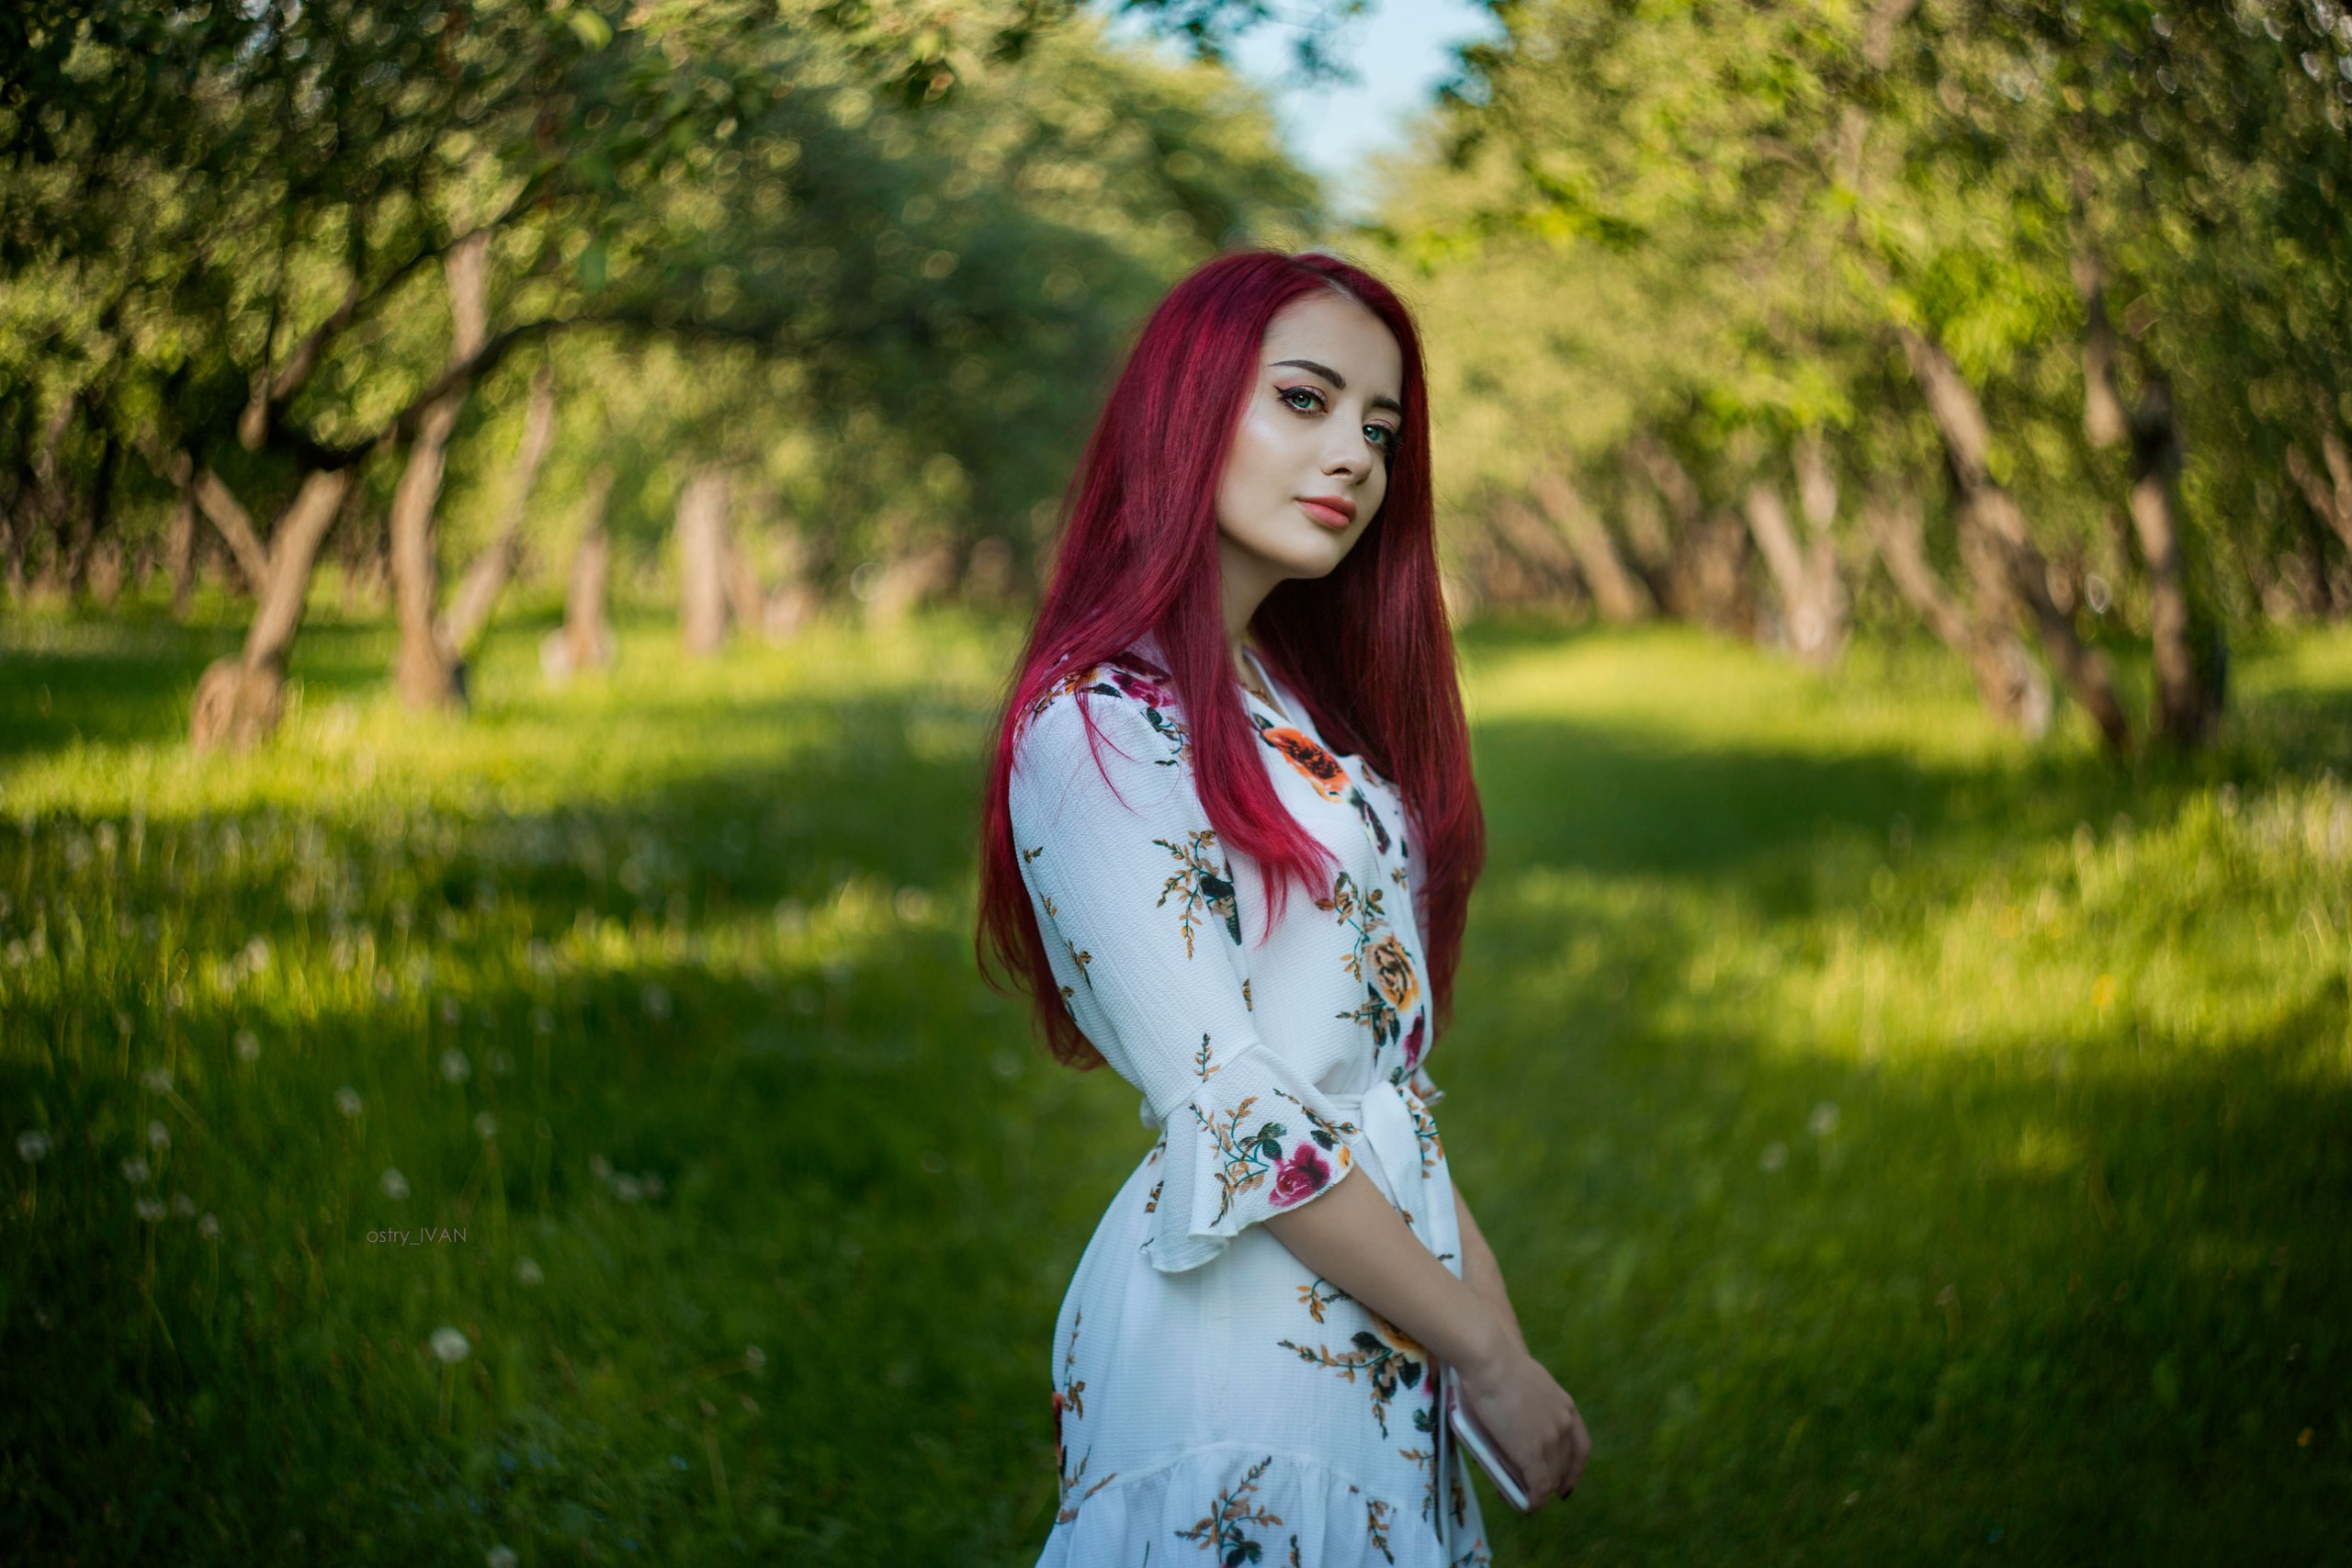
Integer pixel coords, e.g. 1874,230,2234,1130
1271,358,1404,418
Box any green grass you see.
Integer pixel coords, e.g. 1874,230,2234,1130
2,599,2346,1563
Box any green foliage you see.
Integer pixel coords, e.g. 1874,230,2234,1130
1369,0,2352,634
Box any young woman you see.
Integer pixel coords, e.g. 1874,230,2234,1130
977,250,1589,1565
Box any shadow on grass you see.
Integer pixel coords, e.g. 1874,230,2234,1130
4,615,2348,1563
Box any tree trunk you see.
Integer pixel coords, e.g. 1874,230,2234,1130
677,464,733,656
2124,380,2225,745
541,474,617,684
166,487,198,618
1625,434,1750,629
388,229,491,711
1489,494,1583,603
1741,479,1845,667
1901,326,2131,751
1532,468,1653,623
726,536,766,637
1862,487,2052,734
2073,231,2225,747
437,361,558,660
190,468,356,750
1862,490,1969,649
2287,440,2352,557
864,537,960,629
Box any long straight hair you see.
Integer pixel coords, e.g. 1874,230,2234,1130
974,248,1485,1071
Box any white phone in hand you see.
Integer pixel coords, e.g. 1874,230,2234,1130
1445,1381,1538,1513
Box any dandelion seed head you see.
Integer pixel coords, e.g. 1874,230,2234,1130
17,1129,49,1163
437,995,462,1027
379,1168,410,1200
172,1191,198,1217
743,1344,767,1372
235,1029,261,1063
612,1174,644,1203
140,1067,172,1094
148,1119,171,1150
1758,1142,1788,1173
335,1087,365,1119
121,1156,153,1184
135,1197,166,1223
1809,1102,1840,1137
198,1213,220,1239
488,1549,519,1568
514,1257,543,1286
430,1326,470,1363
440,1048,472,1084
473,1111,499,1141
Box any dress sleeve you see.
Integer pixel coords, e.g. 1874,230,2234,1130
1009,677,1364,1274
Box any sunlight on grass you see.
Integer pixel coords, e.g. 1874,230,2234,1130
5,609,2347,1562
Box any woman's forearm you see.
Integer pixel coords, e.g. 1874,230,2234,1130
1453,1181,1528,1354
1261,1162,1510,1374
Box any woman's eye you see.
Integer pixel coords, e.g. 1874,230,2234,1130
1281,386,1396,454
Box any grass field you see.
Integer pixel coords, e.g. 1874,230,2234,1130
3,598,2346,1564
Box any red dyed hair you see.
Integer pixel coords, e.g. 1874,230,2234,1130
973,248,1486,1071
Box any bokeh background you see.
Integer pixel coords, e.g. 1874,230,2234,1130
3,0,2348,1561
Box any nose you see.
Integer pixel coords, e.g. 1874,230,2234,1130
1321,422,1372,481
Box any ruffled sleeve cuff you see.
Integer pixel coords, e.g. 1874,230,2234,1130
1139,1039,1364,1275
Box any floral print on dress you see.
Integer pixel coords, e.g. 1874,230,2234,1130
1174,1454,1283,1563
1054,1312,1116,1523
1275,1307,1432,1440
1157,829,1242,956
1011,637,1485,1563
1193,1087,1359,1227
1321,872,1418,1051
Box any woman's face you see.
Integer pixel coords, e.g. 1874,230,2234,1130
1214,289,1405,606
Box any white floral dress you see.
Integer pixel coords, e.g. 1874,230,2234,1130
1010,630,1492,1567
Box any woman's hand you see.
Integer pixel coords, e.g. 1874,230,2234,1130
1454,1340,1590,1506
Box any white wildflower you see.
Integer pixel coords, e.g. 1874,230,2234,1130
17,1129,49,1163
379,1168,410,1200
121,1156,152,1184
430,1326,470,1363
135,1197,166,1223
335,1087,364,1119
147,1119,170,1150
440,1048,471,1084
514,1257,544,1286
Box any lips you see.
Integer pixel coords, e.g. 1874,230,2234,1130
1297,497,1355,531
